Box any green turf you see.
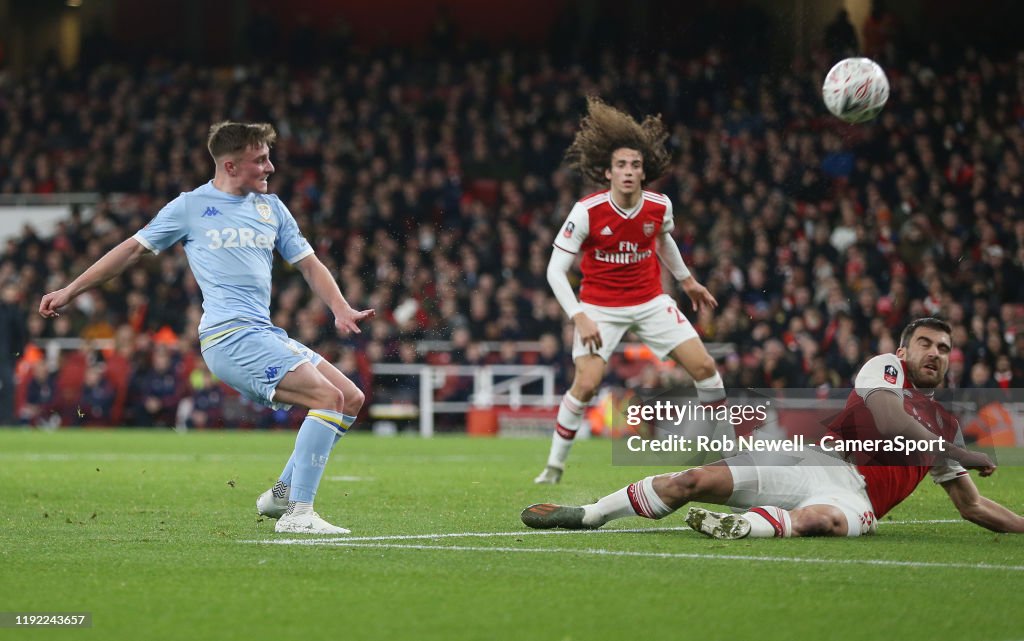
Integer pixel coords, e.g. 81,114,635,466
0,429,1022,641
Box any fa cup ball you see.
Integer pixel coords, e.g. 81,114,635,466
822,57,890,123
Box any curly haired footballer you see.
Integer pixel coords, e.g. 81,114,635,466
535,96,722,486
563,96,671,185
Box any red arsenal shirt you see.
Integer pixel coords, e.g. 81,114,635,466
828,353,968,519
552,190,674,307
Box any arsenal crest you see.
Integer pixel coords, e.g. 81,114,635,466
642,221,655,237
256,202,273,221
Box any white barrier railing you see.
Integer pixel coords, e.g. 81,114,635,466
370,363,558,437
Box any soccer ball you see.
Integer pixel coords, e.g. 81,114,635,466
822,57,890,123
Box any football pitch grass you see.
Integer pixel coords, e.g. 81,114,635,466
1,429,1022,641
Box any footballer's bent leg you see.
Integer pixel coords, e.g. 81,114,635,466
315,358,365,448
668,339,734,457
274,409,353,535
572,465,732,528
789,504,852,537
686,504,854,539
622,464,728,527
535,355,605,484
651,464,735,508
522,466,729,530
272,365,354,534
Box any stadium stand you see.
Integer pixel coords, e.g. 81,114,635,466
1,36,1022,428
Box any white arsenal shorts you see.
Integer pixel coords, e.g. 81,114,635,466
572,294,699,362
724,448,878,537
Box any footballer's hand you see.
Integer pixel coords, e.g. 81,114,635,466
975,465,997,478
334,307,376,335
572,312,602,352
39,288,73,318
681,277,717,312
953,447,997,477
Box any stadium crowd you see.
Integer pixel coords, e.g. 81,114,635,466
0,35,1022,428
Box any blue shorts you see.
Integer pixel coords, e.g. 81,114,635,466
201,325,323,410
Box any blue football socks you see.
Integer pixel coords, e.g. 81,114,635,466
280,410,355,504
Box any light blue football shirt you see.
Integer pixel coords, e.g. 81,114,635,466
133,181,314,346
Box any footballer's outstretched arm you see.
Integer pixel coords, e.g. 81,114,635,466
942,474,1024,533
655,232,717,312
39,237,149,318
864,390,995,472
294,253,375,335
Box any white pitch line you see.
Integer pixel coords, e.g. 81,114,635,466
243,540,1024,572
0,452,510,464
244,520,962,545
886,519,963,524
241,527,690,544
0,452,280,462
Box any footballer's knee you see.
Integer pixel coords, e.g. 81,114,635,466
343,386,365,415
569,356,605,402
691,355,718,382
654,467,720,505
309,382,345,412
569,375,601,402
791,507,846,537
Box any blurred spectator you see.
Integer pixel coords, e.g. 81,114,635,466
177,363,224,429
862,0,899,60
0,282,28,424
945,348,967,389
382,341,421,404
824,9,859,60
762,339,800,388
534,332,573,391
78,364,116,426
19,360,56,426
967,361,995,389
993,354,1014,389
130,348,181,427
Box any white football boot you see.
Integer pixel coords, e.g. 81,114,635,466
685,507,752,539
275,511,350,535
256,489,289,519
533,464,563,484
